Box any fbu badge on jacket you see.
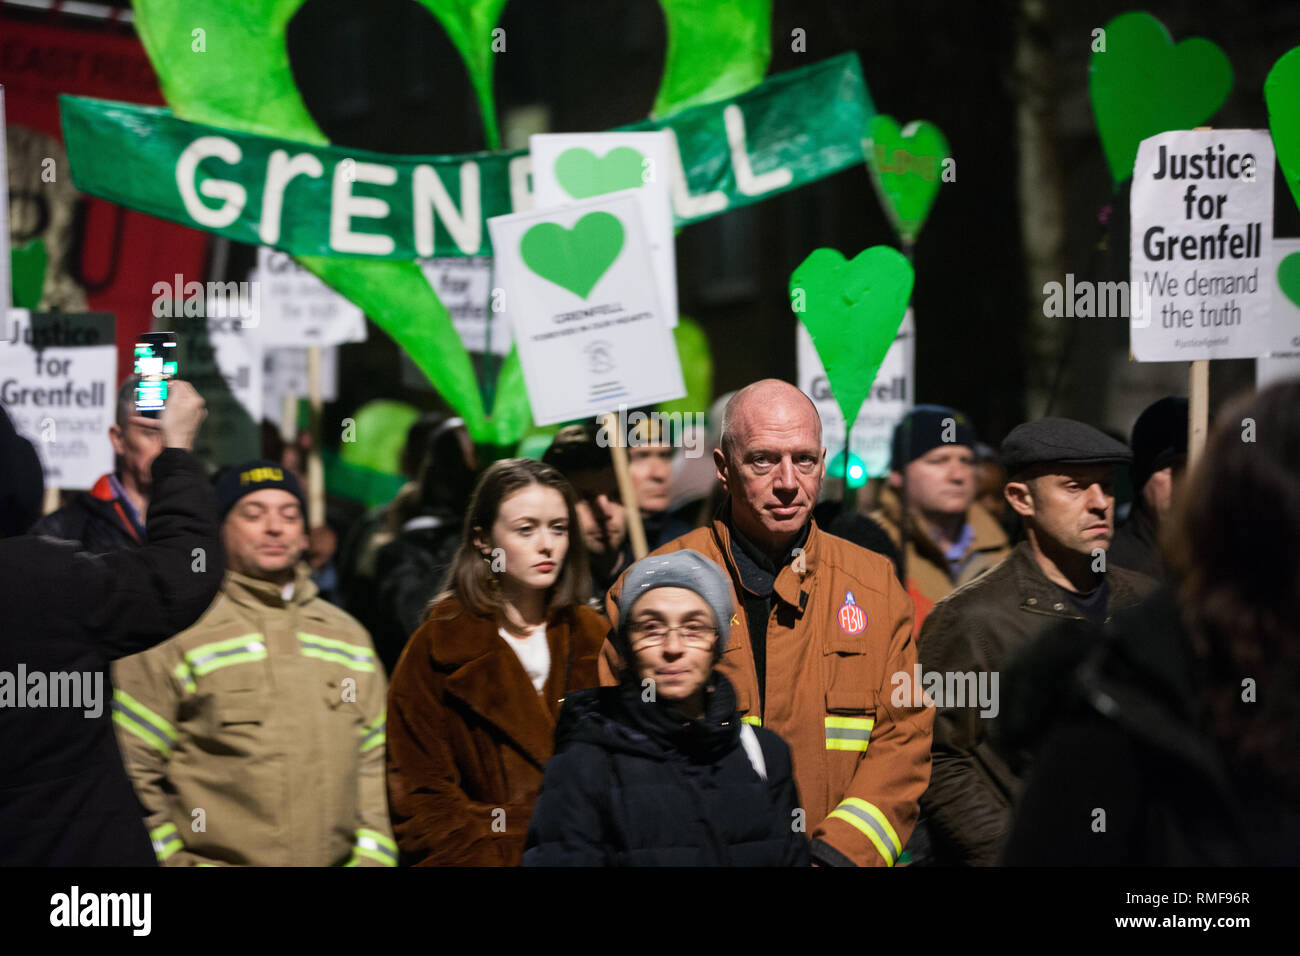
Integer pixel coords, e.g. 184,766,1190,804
837,591,866,635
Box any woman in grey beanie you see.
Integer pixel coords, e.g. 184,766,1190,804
524,550,809,866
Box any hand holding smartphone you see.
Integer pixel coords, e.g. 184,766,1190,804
133,332,178,418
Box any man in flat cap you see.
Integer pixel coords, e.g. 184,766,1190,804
916,417,1156,866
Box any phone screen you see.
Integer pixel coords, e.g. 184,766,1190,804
134,332,178,418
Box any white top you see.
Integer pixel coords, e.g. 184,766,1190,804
498,625,551,694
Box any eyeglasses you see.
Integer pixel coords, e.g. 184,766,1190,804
628,621,718,649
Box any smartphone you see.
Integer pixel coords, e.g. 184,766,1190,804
133,332,179,418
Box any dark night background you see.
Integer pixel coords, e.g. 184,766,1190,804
8,0,1300,454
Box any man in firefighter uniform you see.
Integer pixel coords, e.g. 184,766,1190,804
112,462,395,866
600,380,933,866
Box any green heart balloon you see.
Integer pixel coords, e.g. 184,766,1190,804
338,399,421,474
789,246,913,430
864,115,949,245
1265,47,1300,214
1277,251,1300,309
521,212,625,299
11,239,47,310
555,146,647,199
1089,11,1232,187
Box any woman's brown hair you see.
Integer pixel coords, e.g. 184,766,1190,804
434,457,591,620
1164,380,1300,799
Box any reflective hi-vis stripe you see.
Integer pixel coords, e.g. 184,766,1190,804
360,710,386,753
174,660,196,694
185,634,266,677
826,797,902,866
825,715,874,751
346,828,398,866
112,689,178,756
297,633,376,673
150,822,183,862
740,715,762,726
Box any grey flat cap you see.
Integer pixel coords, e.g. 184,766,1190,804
1001,417,1132,477
618,549,734,650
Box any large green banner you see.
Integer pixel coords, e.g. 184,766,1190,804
60,53,873,260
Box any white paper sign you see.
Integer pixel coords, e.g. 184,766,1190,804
798,309,914,478
252,248,366,346
530,131,678,327
170,300,263,425
0,309,115,489
1267,237,1300,357
263,346,339,429
487,190,684,426
416,256,504,353
1130,129,1275,361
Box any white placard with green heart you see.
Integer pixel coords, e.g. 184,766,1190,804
530,131,678,328
487,190,684,427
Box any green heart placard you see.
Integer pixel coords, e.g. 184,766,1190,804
789,246,913,430
863,115,948,245
555,147,646,199
1278,251,1300,309
1266,47,1300,215
520,212,624,299
1089,11,1233,187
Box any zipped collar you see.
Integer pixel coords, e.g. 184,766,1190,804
223,563,318,610
1008,541,1143,625
712,500,814,610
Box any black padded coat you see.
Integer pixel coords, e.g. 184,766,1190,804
523,673,810,866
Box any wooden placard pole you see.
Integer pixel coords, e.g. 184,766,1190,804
1188,359,1209,464
603,410,647,559
306,345,325,529
1187,127,1213,467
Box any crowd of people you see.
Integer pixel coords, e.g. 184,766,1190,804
1,372,1297,867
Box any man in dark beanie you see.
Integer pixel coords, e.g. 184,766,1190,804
870,405,1010,634
544,421,633,606
1110,397,1188,580
111,458,395,866
917,417,1157,866
2,382,224,865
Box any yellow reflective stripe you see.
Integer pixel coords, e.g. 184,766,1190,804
173,660,196,694
297,633,376,673
352,828,398,866
185,634,266,676
149,822,182,862
740,715,762,726
826,797,902,865
112,690,177,756
825,715,874,750
360,710,386,753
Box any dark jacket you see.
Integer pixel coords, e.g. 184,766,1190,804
1,449,224,865
386,596,608,866
32,473,144,553
1003,587,1300,865
524,673,810,866
1109,503,1165,581
369,513,462,674
916,541,1156,865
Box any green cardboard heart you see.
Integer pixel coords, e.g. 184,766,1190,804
789,246,913,430
129,0,771,446
659,315,713,417
11,239,47,310
520,212,624,299
1265,47,1300,215
1277,251,1300,309
1089,11,1232,186
864,115,948,245
555,147,647,199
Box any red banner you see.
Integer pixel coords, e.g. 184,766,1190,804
2,17,209,384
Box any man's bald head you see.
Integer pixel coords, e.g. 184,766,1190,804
719,379,822,464
715,379,826,554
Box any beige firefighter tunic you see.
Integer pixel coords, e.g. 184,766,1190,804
111,564,395,866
